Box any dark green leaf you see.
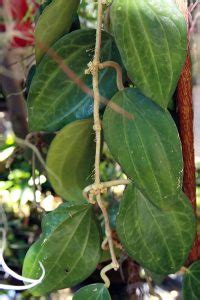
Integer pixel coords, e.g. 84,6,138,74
46,119,95,202
183,261,200,300
28,29,123,132
73,284,111,300
35,0,80,63
37,1,80,32
103,88,183,207
22,203,101,296
110,0,187,108
117,184,196,274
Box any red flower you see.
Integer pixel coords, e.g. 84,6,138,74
0,0,39,47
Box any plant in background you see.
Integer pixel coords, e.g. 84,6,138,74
0,0,39,48
1,0,200,299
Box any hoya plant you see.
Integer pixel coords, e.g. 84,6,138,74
2,0,200,299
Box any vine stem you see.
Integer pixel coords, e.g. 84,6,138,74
83,179,131,202
91,0,119,277
99,61,124,90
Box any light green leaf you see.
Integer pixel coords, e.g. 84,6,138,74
22,203,101,296
183,261,200,300
117,184,196,275
46,119,95,202
28,29,123,132
35,0,80,63
103,88,183,207
73,283,111,300
110,0,187,108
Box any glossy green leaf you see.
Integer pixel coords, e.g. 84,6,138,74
22,203,101,296
28,29,123,132
103,88,183,207
183,261,200,300
35,0,80,63
110,0,187,108
117,184,196,275
37,0,80,32
46,119,95,202
73,284,111,300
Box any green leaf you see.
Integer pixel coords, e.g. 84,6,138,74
28,29,123,132
22,203,101,296
110,0,187,108
46,119,95,202
183,261,200,300
35,0,80,63
103,88,183,207
116,184,196,275
37,0,80,32
38,0,53,16
73,284,111,300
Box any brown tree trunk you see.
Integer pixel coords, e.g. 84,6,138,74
176,53,200,263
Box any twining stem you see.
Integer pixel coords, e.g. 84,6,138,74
99,61,124,90
83,179,131,201
91,0,119,274
100,263,115,288
93,1,103,187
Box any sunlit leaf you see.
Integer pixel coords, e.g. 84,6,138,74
35,0,80,62
117,184,195,274
103,88,183,207
73,283,111,300
110,0,187,108
22,203,101,296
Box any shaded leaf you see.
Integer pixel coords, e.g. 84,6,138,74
183,261,200,300
46,119,95,202
35,0,80,63
73,283,111,300
28,29,123,132
22,203,101,296
110,0,187,108
103,88,183,207
117,184,196,274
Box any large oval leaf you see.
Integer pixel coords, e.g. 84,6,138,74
35,0,80,63
117,184,196,275
22,203,101,296
110,0,187,108
73,284,111,300
46,119,95,202
183,261,200,300
28,29,124,132
103,88,183,207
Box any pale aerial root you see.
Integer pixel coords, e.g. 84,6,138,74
0,228,45,291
